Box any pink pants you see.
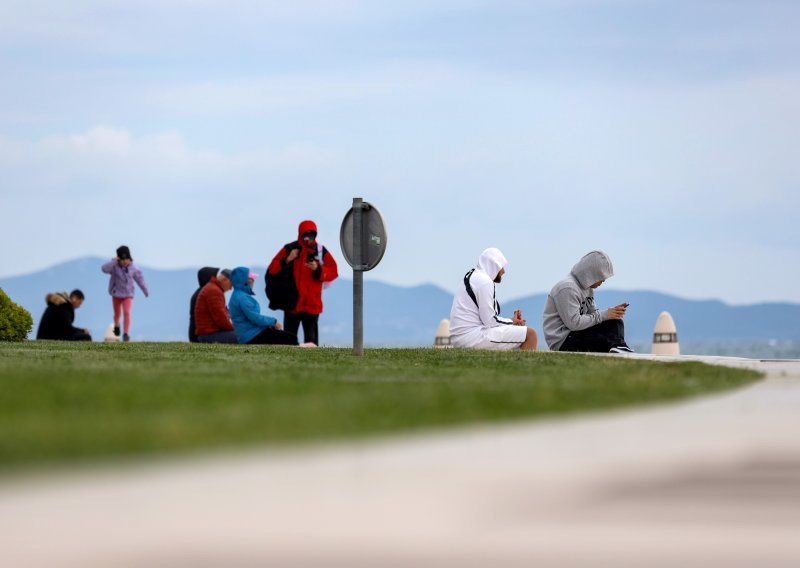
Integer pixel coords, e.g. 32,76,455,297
112,297,133,334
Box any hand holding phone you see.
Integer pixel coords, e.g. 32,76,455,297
608,304,627,319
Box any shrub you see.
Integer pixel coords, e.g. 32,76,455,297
0,287,33,341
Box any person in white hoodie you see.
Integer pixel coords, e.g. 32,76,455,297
449,248,538,350
542,250,632,353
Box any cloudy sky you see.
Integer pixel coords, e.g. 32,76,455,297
1,0,798,304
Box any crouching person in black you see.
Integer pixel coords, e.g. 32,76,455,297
37,289,92,341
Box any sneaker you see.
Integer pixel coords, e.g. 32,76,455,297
609,345,634,353
113,326,120,337
123,333,130,342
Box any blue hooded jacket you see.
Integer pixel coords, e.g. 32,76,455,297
228,266,277,344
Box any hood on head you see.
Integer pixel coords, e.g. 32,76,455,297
197,266,219,287
231,266,254,294
46,292,69,306
477,248,508,280
571,250,614,288
298,220,318,243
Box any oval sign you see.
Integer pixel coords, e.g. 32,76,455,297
340,201,388,271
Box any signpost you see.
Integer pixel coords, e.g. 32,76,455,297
340,198,388,356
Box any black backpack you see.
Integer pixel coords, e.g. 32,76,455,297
266,243,300,311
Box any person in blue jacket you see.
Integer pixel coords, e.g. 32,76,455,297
228,266,300,345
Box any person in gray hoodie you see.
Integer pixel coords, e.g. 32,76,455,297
542,250,632,353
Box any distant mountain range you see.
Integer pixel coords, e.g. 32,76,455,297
2,257,799,345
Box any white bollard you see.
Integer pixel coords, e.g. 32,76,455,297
652,311,680,355
434,319,452,348
104,323,120,343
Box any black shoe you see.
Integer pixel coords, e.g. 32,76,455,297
123,333,130,342
113,326,120,337
610,345,634,353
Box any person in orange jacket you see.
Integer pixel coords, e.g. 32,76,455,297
194,269,237,344
268,220,338,345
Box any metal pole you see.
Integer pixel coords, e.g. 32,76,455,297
352,197,364,356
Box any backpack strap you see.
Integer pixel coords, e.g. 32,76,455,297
463,269,478,308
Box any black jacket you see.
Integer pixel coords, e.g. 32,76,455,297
189,267,220,342
36,293,88,340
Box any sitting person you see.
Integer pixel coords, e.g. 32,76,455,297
36,289,91,341
449,248,537,350
228,266,301,346
194,269,238,344
542,250,633,353
189,266,219,343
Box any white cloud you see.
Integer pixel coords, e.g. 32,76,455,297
0,125,339,198
68,125,132,155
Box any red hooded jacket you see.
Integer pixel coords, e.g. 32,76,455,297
268,220,338,315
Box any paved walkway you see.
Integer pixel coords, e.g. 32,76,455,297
1,355,799,567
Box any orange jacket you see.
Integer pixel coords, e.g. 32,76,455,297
194,278,234,336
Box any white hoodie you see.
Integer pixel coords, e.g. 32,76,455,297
449,248,514,338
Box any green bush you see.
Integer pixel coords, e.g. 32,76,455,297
0,287,33,341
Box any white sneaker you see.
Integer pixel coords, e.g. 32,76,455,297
610,345,634,353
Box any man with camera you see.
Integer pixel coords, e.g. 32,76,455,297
267,220,338,346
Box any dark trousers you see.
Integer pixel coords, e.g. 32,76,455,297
559,319,628,353
198,331,239,344
284,312,319,345
248,327,299,346
69,332,92,341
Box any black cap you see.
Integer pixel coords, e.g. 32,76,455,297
116,245,132,261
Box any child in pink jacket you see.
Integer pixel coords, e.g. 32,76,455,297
101,245,149,342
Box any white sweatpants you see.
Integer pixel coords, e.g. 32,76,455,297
451,325,527,351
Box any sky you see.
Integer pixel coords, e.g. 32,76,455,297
1,0,798,304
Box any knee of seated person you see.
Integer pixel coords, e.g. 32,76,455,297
525,327,538,348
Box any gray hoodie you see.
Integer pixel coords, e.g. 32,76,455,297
542,251,614,351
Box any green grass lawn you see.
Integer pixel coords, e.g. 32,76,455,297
0,341,761,470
